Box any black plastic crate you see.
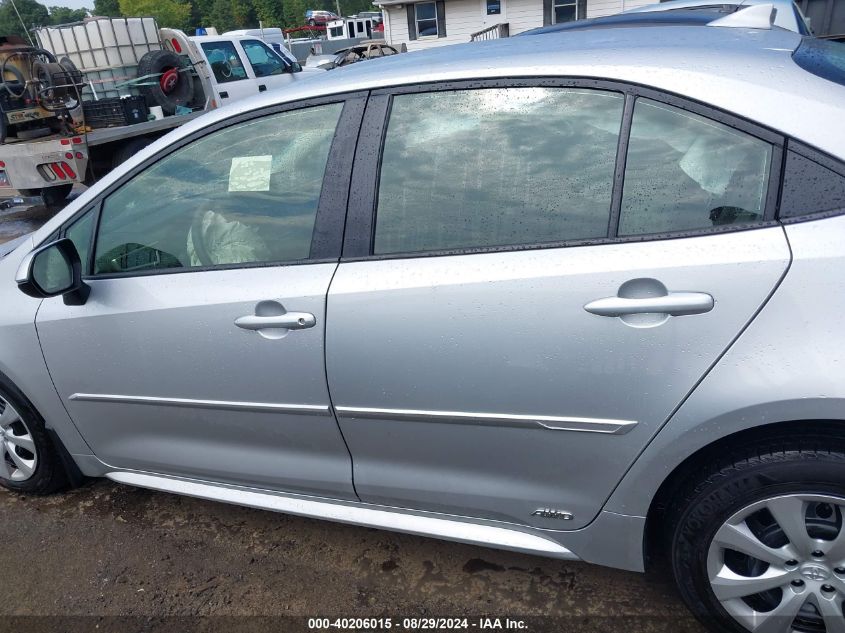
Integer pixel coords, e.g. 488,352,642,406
82,96,149,128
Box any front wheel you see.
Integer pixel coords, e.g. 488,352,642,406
0,380,68,495
669,437,845,633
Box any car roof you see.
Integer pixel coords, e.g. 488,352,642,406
151,25,845,164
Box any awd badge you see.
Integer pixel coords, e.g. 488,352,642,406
532,508,573,520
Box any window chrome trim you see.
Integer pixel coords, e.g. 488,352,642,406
69,393,331,415
335,406,638,434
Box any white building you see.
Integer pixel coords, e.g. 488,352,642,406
376,0,656,50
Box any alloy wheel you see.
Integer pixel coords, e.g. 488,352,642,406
707,493,845,633
0,395,37,481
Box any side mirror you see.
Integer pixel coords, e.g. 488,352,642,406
15,238,90,305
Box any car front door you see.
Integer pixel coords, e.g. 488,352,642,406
199,40,255,104
36,96,364,498
240,39,298,94
326,83,790,530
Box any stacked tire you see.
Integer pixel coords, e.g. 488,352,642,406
137,49,194,115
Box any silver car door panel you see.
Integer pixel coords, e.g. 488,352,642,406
326,227,790,529
37,264,357,499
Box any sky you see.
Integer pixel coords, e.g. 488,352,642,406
43,0,93,11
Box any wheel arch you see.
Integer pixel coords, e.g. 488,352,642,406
0,366,87,487
642,418,845,571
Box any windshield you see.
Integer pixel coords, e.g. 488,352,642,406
792,37,845,87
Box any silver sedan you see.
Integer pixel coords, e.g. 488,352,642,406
1,7,845,632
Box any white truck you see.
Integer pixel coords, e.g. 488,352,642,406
0,18,317,205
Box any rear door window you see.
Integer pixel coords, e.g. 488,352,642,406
619,98,772,235
779,147,845,219
373,87,624,254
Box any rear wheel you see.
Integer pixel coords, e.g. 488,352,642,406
0,380,67,495
669,438,845,633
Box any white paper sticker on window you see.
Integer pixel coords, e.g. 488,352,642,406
229,155,272,192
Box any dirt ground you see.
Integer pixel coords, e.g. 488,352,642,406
0,481,705,633
0,194,706,633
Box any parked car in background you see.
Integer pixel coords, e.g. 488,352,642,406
625,0,813,34
306,42,401,69
305,9,340,26
3,7,845,633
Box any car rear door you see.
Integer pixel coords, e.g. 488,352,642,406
325,81,791,530
36,95,365,497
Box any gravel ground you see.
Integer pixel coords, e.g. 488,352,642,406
0,195,707,633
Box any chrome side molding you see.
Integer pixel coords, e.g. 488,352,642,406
105,471,579,559
69,393,330,415
335,406,638,435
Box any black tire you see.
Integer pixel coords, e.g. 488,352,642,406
111,137,154,170
41,183,73,206
0,375,68,495
668,430,845,633
137,49,193,115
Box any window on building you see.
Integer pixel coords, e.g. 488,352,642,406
486,0,501,15
407,1,445,39
554,0,577,22
415,2,439,36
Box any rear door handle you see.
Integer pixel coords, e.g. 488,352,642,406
584,292,714,317
219,91,229,99
235,312,316,330
258,84,267,92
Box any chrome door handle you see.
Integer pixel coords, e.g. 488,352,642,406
234,312,316,331
584,292,714,317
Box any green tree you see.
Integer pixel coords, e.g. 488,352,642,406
0,0,49,38
252,0,283,27
93,0,121,15
48,5,89,23
118,0,191,28
207,0,232,29
229,0,254,27
281,0,305,28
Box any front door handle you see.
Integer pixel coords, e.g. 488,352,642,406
235,312,316,330
258,84,267,92
585,292,714,317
